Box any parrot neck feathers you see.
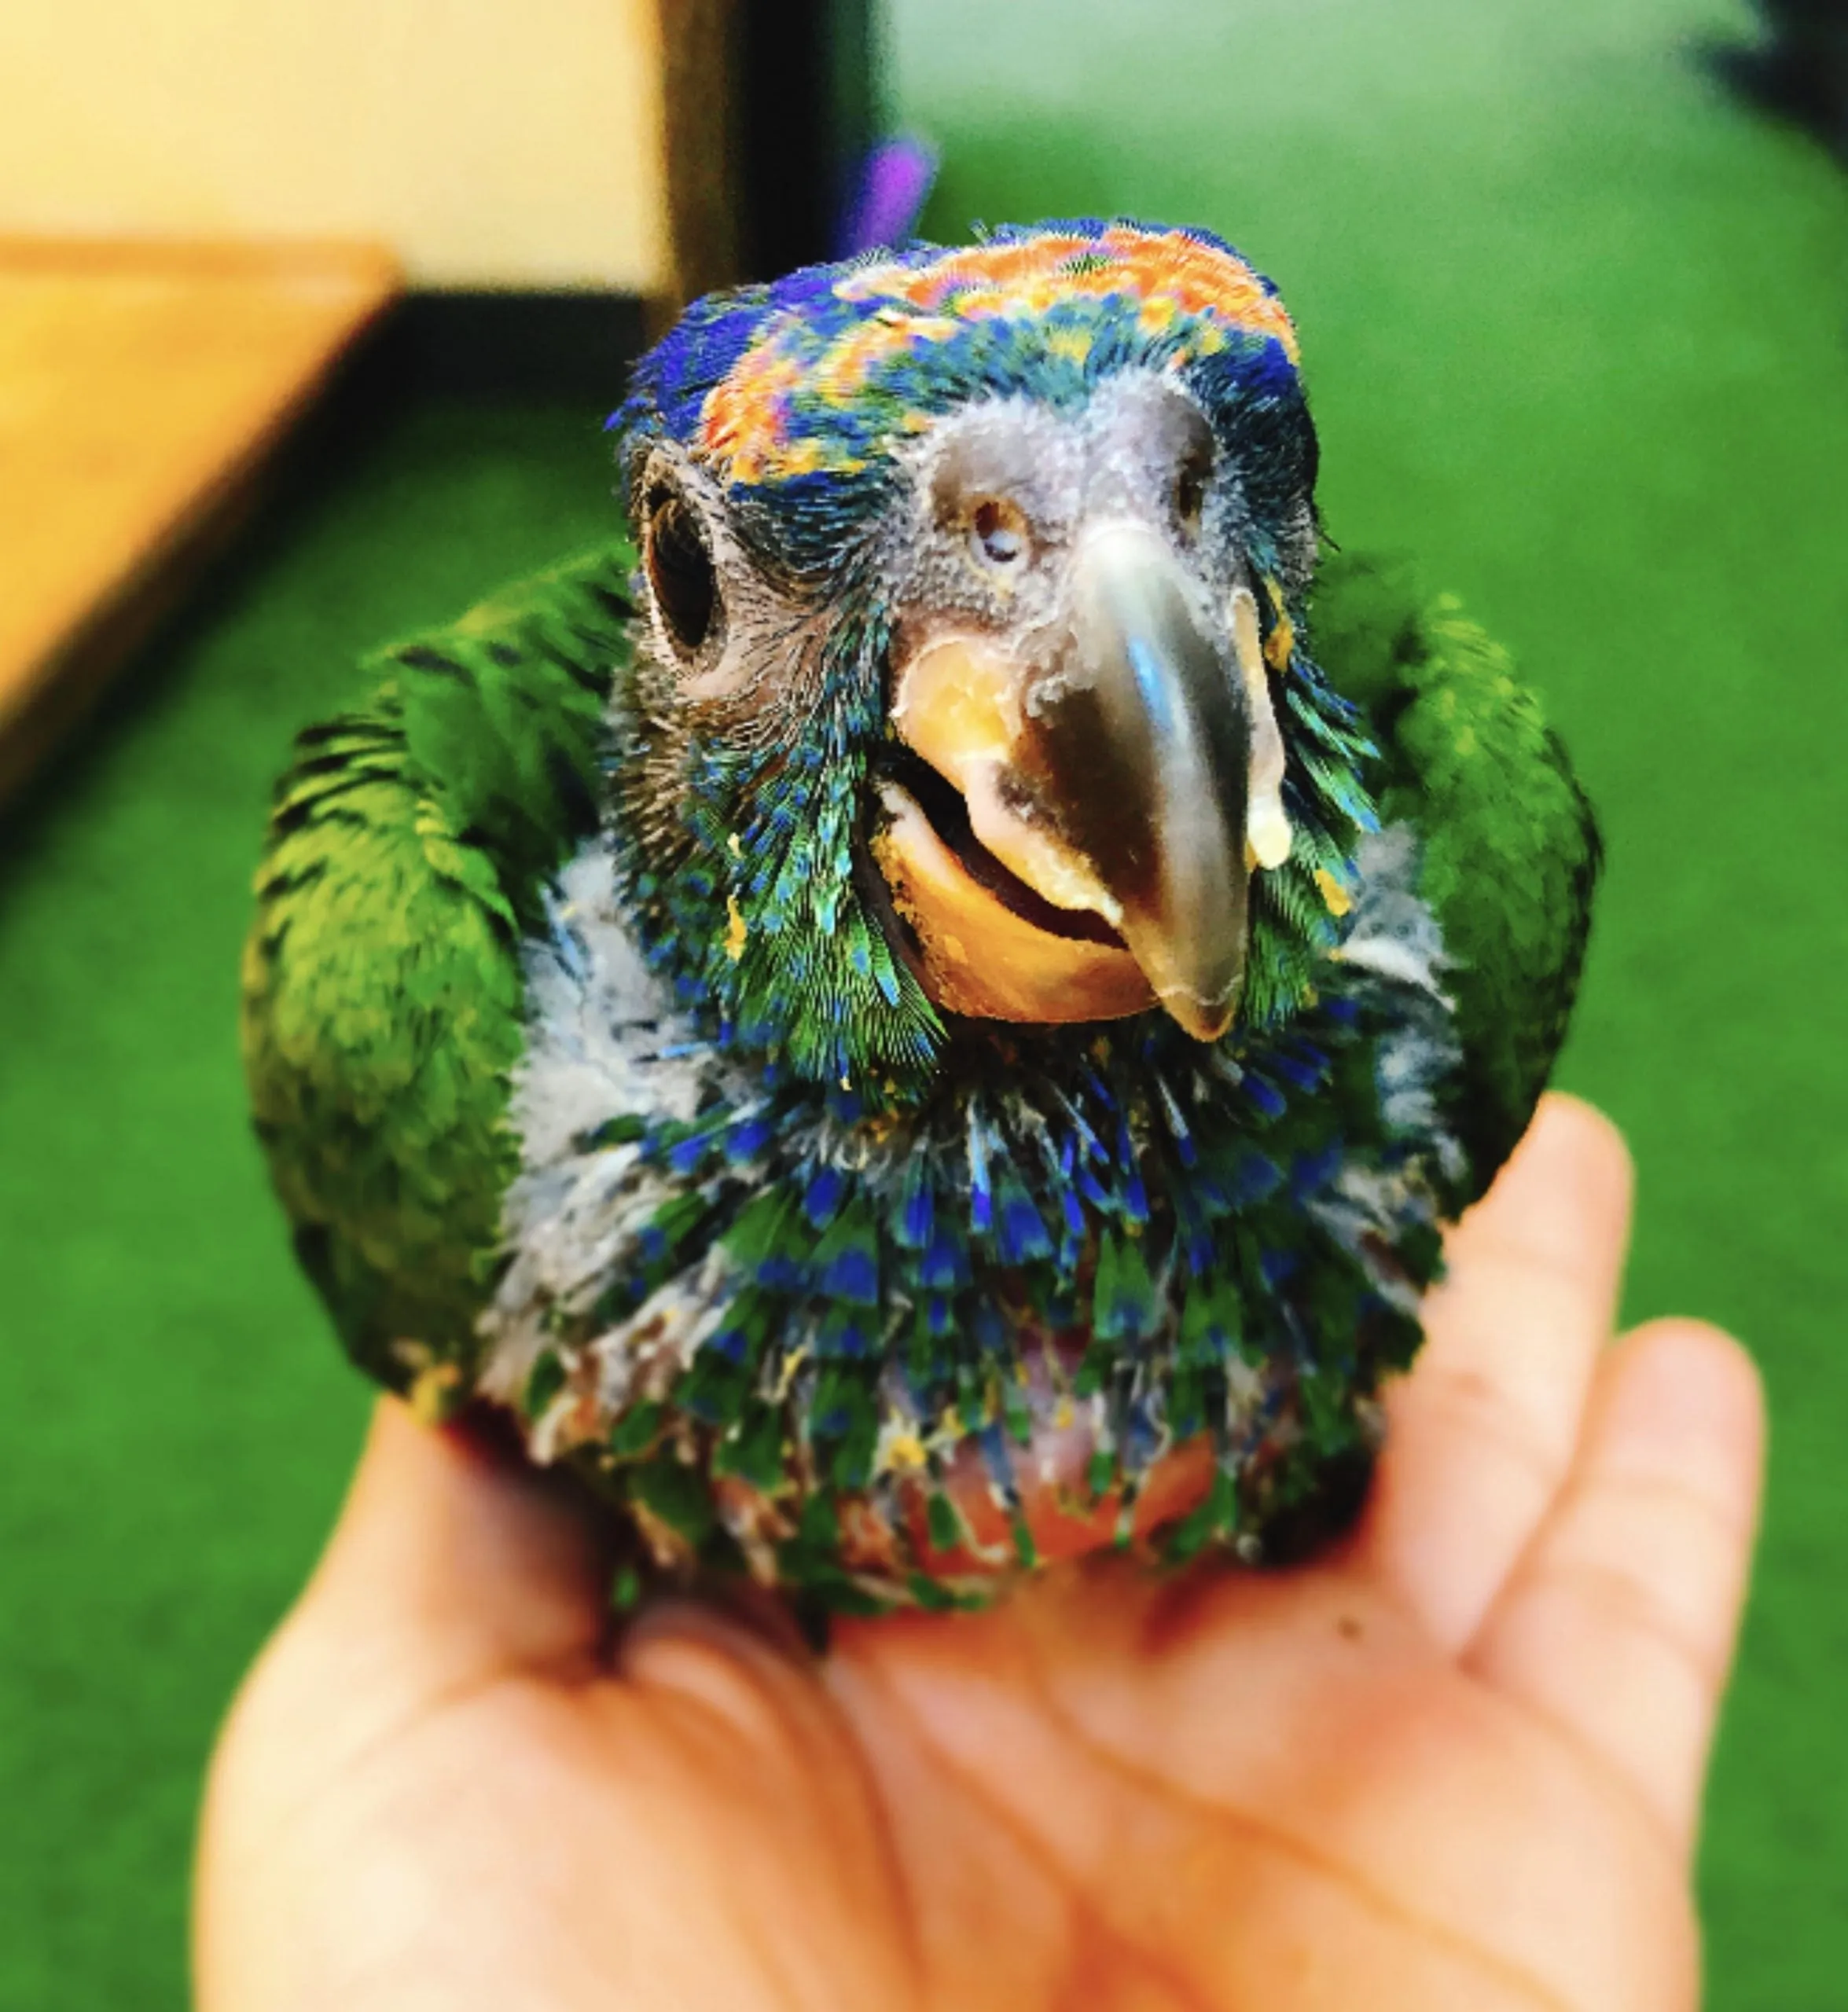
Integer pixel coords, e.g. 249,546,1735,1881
476,823,1465,1501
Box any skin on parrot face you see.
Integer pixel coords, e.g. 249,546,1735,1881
628,370,1312,1061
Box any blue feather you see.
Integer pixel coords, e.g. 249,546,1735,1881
803,1166,845,1228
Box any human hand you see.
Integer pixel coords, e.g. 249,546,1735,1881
196,1096,1763,2010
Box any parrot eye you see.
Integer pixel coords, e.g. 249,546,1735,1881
645,487,720,657
968,497,1030,571
1174,446,1212,536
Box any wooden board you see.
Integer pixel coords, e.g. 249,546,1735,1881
0,237,399,802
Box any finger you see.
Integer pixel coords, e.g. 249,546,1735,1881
1465,1318,1765,1857
1355,1094,1633,1651
297,1397,608,1680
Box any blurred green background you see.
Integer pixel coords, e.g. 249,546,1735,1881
2,0,1845,2003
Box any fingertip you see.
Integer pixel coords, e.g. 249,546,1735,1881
1599,1319,1766,1516
305,1395,607,1669
303,1395,428,1587
1504,1092,1633,1217
1534,1089,1632,1169
1445,1092,1633,1292
350,1387,424,1478
327,1395,518,1556
1612,1316,1764,1415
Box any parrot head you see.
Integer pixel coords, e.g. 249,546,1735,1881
610,219,1375,1098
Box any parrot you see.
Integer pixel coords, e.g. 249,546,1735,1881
243,219,1599,1615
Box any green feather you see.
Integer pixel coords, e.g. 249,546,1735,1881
241,542,637,1380
1312,553,1601,1196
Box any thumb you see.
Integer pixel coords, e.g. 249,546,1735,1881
197,1397,610,1953
291,1396,609,1687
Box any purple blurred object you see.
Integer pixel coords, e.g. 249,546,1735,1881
836,135,939,256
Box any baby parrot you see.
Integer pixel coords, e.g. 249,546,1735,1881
244,221,1598,1613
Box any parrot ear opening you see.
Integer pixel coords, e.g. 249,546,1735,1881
643,481,724,663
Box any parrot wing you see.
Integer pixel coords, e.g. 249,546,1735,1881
241,542,637,1382
1310,554,1602,1205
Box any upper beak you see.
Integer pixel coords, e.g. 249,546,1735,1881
879,523,1291,1041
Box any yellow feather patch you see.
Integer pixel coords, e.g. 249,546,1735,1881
1262,577,1295,671
1313,868,1354,918
407,1360,463,1424
880,1430,928,1474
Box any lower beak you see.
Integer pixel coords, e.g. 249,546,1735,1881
875,524,1288,1041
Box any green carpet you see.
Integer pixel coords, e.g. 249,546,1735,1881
2,0,1843,2003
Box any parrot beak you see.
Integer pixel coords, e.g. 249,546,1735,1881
873,523,1291,1041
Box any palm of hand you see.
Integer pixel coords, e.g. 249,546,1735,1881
199,1101,1762,2012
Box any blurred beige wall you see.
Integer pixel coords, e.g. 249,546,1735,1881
0,0,670,288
